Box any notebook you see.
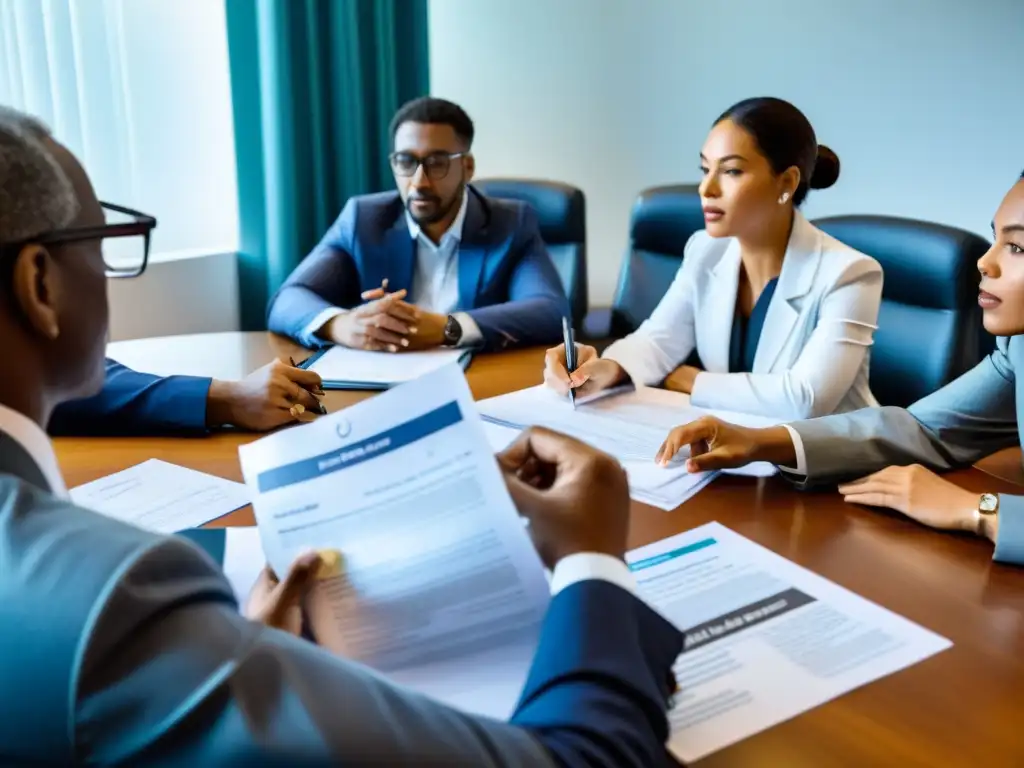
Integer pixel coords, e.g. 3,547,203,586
300,346,473,390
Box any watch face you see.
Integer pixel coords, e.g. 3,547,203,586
444,315,462,344
979,493,999,513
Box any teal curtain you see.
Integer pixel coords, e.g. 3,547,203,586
226,0,430,330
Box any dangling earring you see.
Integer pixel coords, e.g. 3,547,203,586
778,192,790,205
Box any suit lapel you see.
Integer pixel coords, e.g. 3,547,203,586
752,212,822,372
375,211,416,295
456,188,492,311
0,431,51,494
699,239,741,373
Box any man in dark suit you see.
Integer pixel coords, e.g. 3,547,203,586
0,107,683,765
49,357,324,436
267,97,569,353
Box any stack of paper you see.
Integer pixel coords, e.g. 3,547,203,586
477,385,715,510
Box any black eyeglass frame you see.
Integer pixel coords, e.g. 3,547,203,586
0,201,157,278
388,151,467,180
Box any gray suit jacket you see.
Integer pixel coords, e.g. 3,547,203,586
0,433,682,766
788,335,1024,565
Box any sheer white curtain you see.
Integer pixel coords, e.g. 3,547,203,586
0,0,239,257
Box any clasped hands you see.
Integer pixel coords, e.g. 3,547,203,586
323,282,448,352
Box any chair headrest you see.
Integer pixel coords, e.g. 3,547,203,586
630,184,704,256
815,215,990,310
473,179,585,243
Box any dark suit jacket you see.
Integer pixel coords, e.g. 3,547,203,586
266,186,569,351
48,359,211,436
0,431,683,766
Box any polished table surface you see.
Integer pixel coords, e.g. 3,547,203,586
55,332,1024,767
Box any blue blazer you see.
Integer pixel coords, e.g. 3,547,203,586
0,436,683,766
266,186,569,351
48,359,211,437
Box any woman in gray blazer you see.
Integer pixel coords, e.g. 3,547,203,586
545,98,882,420
655,171,1024,565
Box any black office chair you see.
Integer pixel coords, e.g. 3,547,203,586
604,184,704,337
815,215,991,408
473,178,587,328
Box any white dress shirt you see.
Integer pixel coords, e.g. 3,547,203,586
304,191,482,346
781,424,809,475
0,402,68,498
549,552,637,596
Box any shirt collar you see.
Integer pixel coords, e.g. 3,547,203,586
405,188,469,245
0,403,68,499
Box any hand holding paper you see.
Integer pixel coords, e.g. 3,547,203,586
238,362,551,717
245,549,323,636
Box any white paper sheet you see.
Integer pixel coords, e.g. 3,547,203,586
477,385,715,508
70,459,249,533
238,363,550,717
306,346,469,386
628,523,953,762
482,420,521,452
222,527,266,603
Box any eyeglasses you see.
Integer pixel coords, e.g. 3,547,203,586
389,151,466,181
0,202,156,278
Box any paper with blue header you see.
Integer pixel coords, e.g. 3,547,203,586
628,522,952,762
237,362,551,718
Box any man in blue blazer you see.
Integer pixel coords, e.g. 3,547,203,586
267,97,569,352
49,357,325,436
653,171,1024,567
0,108,682,765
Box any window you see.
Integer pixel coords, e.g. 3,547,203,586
0,0,239,259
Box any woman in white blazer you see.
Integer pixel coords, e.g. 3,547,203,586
544,97,883,421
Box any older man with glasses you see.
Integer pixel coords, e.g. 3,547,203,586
267,96,569,353
0,164,330,437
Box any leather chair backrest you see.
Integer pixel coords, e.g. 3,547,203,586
473,178,587,327
610,184,704,337
814,215,990,407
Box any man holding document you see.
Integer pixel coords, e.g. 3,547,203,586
0,107,684,766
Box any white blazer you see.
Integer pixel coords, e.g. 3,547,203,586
603,212,883,420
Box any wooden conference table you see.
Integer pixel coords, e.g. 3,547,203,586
54,332,1023,767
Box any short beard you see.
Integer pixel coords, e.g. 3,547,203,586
407,180,465,226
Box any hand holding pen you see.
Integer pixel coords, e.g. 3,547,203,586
206,358,326,431
542,338,629,402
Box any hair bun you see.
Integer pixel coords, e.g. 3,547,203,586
809,145,840,190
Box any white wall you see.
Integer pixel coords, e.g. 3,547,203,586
429,0,1024,304
107,251,239,342
1,0,240,341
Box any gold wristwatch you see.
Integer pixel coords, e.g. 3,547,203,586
975,493,1000,536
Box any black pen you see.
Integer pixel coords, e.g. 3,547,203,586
562,317,577,410
290,356,328,415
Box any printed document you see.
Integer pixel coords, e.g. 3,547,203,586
629,523,952,762
238,363,550,718
305,346,469,386
477,385,713,509
70,459,249,533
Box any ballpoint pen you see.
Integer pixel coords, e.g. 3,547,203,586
562,316,577,410
290,356,328,415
